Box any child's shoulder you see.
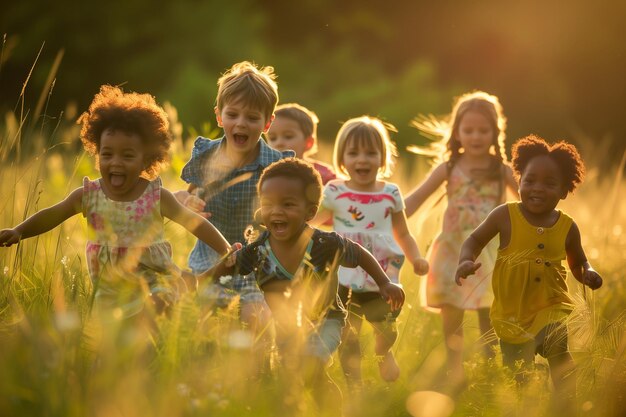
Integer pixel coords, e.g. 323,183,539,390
190,136,222,158
259,139,295,166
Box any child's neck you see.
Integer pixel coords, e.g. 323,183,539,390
518,203,561,228
345,179,384,192
458,153,492,168
268,225,313,275
221,141,259,168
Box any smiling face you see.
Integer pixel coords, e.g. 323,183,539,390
259,176,317,243
265,116,311,158
456,110,495,158
519,155,567,216
216,100,273,159
341,139,382,191
98,129,147,201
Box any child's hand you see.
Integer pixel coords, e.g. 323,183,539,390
0,229,21,247
224,243,242,267
175,190,211,218
412,257,429,276
455,260,481,286
379,282,405,311
582,268,603,290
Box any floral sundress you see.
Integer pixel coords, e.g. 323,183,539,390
82,177,181,317
421,166,503,310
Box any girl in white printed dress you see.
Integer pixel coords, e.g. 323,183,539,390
0,85,232,318
315,116,428,388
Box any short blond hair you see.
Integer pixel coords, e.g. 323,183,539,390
216,61,278,120
333,116,397,179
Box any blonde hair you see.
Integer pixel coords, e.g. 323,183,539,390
215,61,278,121
333,116,397,179
410,91,508,170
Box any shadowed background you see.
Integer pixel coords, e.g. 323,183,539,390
1,0,625,161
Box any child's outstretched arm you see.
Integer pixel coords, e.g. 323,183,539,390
404,163,447,217
391,210,429,275
161,188,230,256
455,205,506,285
355,245,405,311
565,221,603,290
0,188,83,247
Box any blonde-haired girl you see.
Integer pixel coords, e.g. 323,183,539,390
315,116,428,388
405,91,519,387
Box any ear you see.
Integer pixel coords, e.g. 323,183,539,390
214,107,223,127
304,136,315,152
306,204,318,222
263,114,275,133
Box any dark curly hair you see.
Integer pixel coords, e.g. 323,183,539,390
512,134,585,194
258,157,323,207
77,85,172,179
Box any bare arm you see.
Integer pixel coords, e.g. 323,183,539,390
0,187,83,246
404,163,447,217
565,221,602,289
355,244,405,311
455,205,506,285
161,188,230,256
391,209,428,275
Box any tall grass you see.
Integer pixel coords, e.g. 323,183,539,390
1,52,625,417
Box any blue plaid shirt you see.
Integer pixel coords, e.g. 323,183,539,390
181,136,294,272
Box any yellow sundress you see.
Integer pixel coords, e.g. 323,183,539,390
491,202,574,344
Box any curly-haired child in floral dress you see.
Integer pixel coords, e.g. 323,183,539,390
0,85,233,318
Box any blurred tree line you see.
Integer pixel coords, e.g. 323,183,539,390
1,0,625,162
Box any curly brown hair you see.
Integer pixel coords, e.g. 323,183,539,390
77,85,172,179
258,157,323,207
512,134,585,194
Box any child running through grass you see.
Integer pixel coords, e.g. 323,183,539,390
314,116,428,388
203,157,405,413
404,91,518,388
455,134,603,408
0,85,233,318
176,62,293,343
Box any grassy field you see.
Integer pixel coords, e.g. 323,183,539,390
1,95,625,417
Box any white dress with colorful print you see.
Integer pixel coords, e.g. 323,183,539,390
422,166,502,310
322,180,405,292
82,177,181,317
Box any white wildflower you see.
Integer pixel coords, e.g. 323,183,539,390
219,275,232,285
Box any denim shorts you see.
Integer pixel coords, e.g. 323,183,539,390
306,317,345,362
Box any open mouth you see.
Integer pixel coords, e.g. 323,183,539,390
271,221,288,234
356,168,370,176
110,173,126,187
233,134,249,145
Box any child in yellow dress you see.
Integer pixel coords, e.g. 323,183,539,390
456,134,602,405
